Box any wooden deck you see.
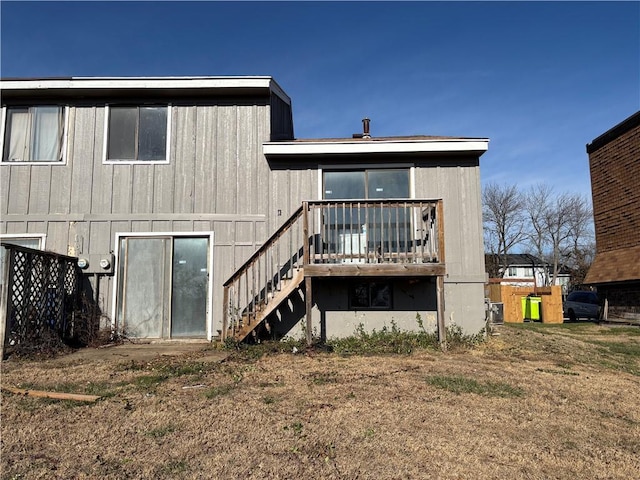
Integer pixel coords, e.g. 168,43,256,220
222,199,447,343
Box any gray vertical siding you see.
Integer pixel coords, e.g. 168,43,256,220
265,155,486,334
28,166,51,214
414,159,485,281
2,91,486,336
1,97,286,334
414,158,486,333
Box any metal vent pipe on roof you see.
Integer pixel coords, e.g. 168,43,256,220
362,118,371,138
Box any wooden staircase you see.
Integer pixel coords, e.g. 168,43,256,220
227,268,304,343
223,205,307,343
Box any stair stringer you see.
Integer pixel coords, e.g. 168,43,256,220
232,268,305,342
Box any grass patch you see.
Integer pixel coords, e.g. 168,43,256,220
307,371,338,385
226,337,310,360
536,367,579,376
588,340,640,376
592,327,640,336
123,360,222,392
154,459,189,477
589,340,640,357
133,374,169,392
119,360,217,377
156,362,214,378
505,322,640,336
505,322,595,334
204,383,236,399
426,375,524,398
284,421,304,437
145,424,176,439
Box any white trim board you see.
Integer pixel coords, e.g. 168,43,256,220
1,76,292,106
264,139,489,156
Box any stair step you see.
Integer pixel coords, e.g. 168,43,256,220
229,269,305,342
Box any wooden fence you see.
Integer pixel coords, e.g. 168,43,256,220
487,283,563,323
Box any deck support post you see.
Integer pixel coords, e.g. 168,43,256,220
305,276,313,346
302,201,313,346
436,275,446,350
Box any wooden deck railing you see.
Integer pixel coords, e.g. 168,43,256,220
306,199,442,264
222,199,443,339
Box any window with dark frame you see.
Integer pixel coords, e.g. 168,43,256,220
2,106,65,162
349,281,392,309
107,106,168,161
323,168,411,256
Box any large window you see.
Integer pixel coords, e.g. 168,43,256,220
2,106,66,163
106,106,170,162
323,168,410,200
323,168,411,256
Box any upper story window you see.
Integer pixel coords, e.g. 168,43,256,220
2,106,67,163
105,105,170,163
323,168,410,200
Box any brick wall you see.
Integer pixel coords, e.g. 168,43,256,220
589,123,640,253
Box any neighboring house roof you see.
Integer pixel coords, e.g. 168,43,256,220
586,110,640,154
584,245,640,285
485,253,546,267
485,254,572,274
0,76,291,105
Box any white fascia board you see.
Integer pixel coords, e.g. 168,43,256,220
263,139,489,156
1,76,291,104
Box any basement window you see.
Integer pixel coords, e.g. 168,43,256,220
349,281,392,309
105,105,170,163
2,106,67,163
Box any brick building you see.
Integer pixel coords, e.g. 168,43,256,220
584,111,640,322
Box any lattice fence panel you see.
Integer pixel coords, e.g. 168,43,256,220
2,245,83,351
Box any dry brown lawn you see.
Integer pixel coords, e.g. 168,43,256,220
1,323,639,479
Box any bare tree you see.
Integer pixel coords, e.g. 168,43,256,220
523,184,594,286
564,197,595,288
482,182,526,277
524,184,554,285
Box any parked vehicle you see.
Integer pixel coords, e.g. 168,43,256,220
563,291,600,321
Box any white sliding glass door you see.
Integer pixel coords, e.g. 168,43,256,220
117,235,211,339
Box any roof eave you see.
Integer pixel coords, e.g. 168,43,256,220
0,76,291,105
263,139,489,157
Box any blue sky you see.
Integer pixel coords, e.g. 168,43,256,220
1,1,638,198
